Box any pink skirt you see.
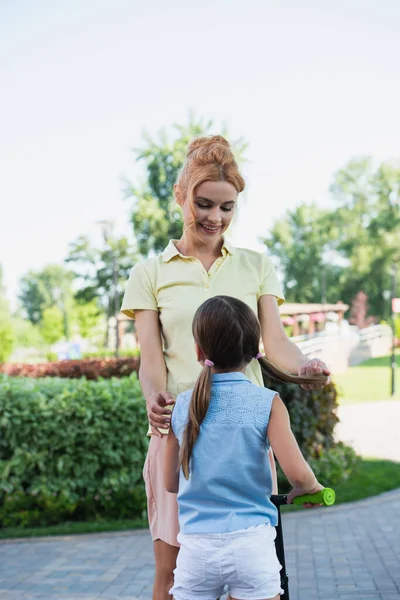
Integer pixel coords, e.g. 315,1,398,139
143,434,180,547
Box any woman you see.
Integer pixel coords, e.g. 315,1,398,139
121,135,330,600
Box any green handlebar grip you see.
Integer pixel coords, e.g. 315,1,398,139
292,487,336,506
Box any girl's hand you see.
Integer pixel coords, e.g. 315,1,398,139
287,482,324,509
147,392,175,438
299,358,331,390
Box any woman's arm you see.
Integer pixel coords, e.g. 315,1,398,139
267,394,323,499
135,309,175,437
258,295,331,390
164,427,180,494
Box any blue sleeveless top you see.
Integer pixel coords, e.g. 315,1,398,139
171,372,278,534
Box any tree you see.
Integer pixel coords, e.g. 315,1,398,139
18,264,74,335
125,115,247,256
263,158,400,320
261,203,343,304
10,316,44,349
71,299,103,340
66,233,135,313
66,230,136,347
328,158,400,319
39,306,65,345
0,266,14,362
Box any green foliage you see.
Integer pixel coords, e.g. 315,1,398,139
307,443,359,487
263,158,400,320
0,323,13,364
71,299,103,340
0,266,14,363
0,374,148,527
395,315,400,339
261,203,343,303
261,376,355,489
10,317,45,349
126,116,247,256
327,158,400,319
18,265,74,332
82,348,140,359
66,233,136,321
39,306,65,345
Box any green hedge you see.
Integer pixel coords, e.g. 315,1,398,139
0,373,355,528
0,374,148,528
262,376,358,490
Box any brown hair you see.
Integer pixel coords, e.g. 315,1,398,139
180,295,328,478
176,135,245,221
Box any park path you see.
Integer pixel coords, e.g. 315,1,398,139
335,399,400,461
0,488,399,600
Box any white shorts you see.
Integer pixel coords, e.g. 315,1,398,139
170,523,283,600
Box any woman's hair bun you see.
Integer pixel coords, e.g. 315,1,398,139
187,135,230,156
186,135,235,166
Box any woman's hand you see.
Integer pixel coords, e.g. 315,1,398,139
299,358,331,390
147,392,175,438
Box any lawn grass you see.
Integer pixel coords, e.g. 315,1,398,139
333,350,400,404
282,457,400,513
0,516,147,540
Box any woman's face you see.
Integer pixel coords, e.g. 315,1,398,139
180,180,238,242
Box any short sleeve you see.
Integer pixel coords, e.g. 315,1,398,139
120,261,157,319
171,392,191,443
259,255,285,306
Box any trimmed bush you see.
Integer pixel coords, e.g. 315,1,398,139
0,357,139,380
0,374,147,527
0,371,354,528
262,376,356,490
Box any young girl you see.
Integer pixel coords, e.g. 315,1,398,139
164,295,325,600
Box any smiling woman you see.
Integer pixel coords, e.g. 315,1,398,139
193,184,236,236
120,134,329,599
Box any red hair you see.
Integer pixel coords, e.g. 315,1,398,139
176,135,245,216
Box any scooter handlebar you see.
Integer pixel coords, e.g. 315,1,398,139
271,487,336,507
292,487,336,506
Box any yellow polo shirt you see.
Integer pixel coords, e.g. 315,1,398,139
121,240,284,407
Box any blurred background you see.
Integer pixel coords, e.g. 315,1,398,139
1,0,399,368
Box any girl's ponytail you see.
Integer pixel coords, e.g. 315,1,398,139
180,362,213,479
258,355,327,386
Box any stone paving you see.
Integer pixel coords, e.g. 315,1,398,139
1,488,399,600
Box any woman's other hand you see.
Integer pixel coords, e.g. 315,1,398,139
147,391,175,437
299,358,331,390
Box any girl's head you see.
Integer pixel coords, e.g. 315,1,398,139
180,295,327,479
193,295,260,371
174,135,245,242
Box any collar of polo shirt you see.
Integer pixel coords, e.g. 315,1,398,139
161,239,234,263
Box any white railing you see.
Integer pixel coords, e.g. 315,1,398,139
288,324,392,361
358,324,392,343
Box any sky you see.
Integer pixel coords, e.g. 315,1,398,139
1,0,400,309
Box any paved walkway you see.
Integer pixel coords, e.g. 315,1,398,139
1,488,400,600
335,399,400,461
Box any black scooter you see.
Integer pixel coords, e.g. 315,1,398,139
270,488,336,600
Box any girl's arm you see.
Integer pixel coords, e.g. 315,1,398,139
135,310,175,436
258,295,331,390
267,394,323,498
164,427,180,494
